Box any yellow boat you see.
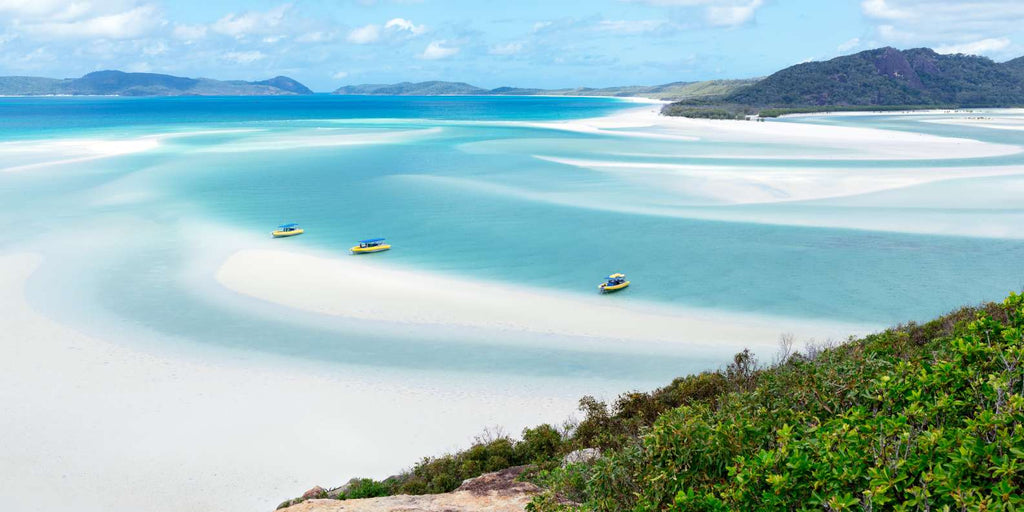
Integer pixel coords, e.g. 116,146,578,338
351,238,391,254
273,223,304,238
599,273,630,293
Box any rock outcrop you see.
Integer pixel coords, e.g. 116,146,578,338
278,466,541,512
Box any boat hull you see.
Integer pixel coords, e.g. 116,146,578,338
599,281,630,293
272,229,304,238
351,244,391,254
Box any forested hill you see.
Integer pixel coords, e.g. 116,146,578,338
725,47,1024,107
0,70,313,96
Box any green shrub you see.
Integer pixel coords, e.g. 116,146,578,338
531,293,1024,511
341,478,391,500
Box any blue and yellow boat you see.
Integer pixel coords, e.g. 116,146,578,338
599,273,630,293
272,223,304,238
351,238,391,254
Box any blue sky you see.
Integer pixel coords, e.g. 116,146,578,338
1,0,1022,91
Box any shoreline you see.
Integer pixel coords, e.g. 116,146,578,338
0,252,629,512
216,247,873,354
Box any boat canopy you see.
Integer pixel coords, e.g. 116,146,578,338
608,273,625,279
359,238,386,243
279,223,300,228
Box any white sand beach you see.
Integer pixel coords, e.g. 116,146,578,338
0,252,613,512
216,248,870,355
532,106,1022,160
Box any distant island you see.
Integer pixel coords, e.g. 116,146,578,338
3,47,1022,116
0,70,313,97
331,79,758,101
665,47,1024,118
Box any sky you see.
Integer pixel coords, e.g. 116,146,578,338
0,0,1023,91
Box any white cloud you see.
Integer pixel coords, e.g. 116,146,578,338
332,70,349,79
420,40,458,59
221,50,265,64
211,3,291,39
489,41,523,55
142,41,167,56
348,17,426,44
837,37,861,52
861,0,912,20
860,1,1024,58
625,0,765,27
384,18,426,35
0,0,129,20
347,24,380,44
25,5,163,39
935,37,1011,55
295,31,335,43
595,20,667,34
705,0,763,27
0,31,19,46
172,23,207,42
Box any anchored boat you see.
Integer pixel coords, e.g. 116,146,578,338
599,273,630,293
351,238,391,254
272,223,304,238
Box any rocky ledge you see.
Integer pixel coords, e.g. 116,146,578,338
278,466,542,512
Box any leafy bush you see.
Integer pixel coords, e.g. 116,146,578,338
340,478,391,500
335,425,570,499
532,293,1024,511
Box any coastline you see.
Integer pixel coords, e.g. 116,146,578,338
216,248,871,354
4,100,1023,512
0,252,624,512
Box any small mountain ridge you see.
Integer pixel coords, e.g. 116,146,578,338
0,70,314,96
331,79,758,100
722,47,1024,107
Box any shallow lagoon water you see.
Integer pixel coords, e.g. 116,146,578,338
2,98,1024,384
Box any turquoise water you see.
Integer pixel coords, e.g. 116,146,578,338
3,97,1023,383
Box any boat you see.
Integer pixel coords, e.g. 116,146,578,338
272,223,304,238
351,237,391,254
598,273,630,293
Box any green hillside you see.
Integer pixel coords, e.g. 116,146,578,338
281,292,1024,511
664,47,1024,118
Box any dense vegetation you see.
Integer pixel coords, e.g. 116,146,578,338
0,70,312,96
664,47,1024,118
283,293,1024,511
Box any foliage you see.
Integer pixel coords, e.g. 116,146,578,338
335,424,570,499
659,104,755,119
531,294,1024,511
663,47,1024,117
285,295,1022,511
339,478,391,500
756,104,959,118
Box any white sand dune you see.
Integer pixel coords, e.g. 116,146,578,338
0,252,607,512
536,156,1024,204
527,106,1021,160
0,137,161,172
924,116,1024,132
194,126,443,153
216,248,870,354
